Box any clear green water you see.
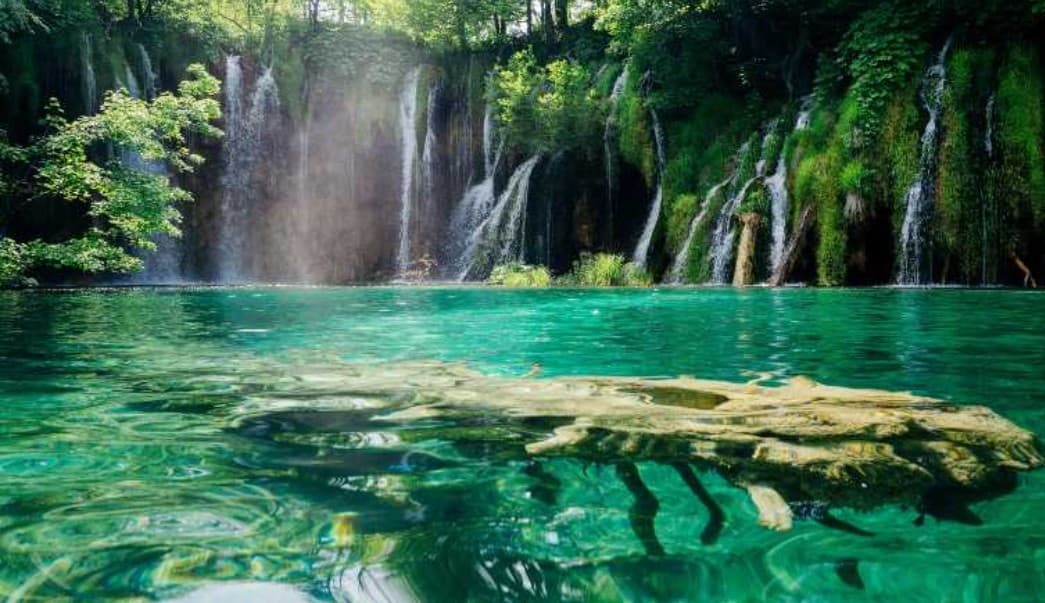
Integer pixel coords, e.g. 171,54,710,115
1,287,1044,602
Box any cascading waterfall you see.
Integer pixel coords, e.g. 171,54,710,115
218,58,280,282
667,177,731,284
767,100,813,274
457,155,541,280
708,138,764,284
395,67,421,276
81,33,97,115
137,44,158,100
631,109,667,269
898,40,952,285
604,67,628,222
447,101,502,277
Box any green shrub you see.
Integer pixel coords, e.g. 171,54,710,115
487,263,552,288
561,253,651,287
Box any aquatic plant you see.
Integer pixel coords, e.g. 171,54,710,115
561,252,651,287
487,262,552,287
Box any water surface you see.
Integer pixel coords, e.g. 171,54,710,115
1,287,1043,601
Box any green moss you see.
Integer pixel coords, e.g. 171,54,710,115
616,72,656,187
880,86,921,220
595,63,622,98
935,46,998,283
789,95,848,286
840,161,872,195
815,155,847,286
996,45,1045,235
665,193,698,252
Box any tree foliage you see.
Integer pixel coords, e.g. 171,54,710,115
0,64,221,283
490,48,601,154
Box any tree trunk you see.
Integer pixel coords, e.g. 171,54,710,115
1011,251,1038,288
526,0,533,36
555,0,568,31
541,0,553,45
732,213,762,287
769,204,815,287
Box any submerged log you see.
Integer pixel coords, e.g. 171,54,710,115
235,360,1043,540
732,212,763,287
770,204,815,287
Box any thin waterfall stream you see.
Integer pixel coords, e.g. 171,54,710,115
631,109,667,269
395,67,421,277
898,39,953,285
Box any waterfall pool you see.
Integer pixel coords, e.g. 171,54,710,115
1,286,1043,601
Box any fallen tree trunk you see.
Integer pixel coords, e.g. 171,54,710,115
231,360,1044,544
769,204,815,287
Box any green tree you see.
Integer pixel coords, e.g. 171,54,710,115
0,64,221,284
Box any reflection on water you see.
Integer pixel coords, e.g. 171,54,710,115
1,287,1044,601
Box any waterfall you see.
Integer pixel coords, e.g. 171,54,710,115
456,155,541,280
396,67,421,277
898,40,952,286
137,44,158,100
109,50,182,284
483,102,499,176
118,58,142,99
708,136,767,284
985,95,995,160
604,67,628,225
666,178,731,284
218,57,280,282
709,175,760,283
419,79,440,263
767,99,813,274
631,108,667,269
447,100,503,278
81,34,97,115
982,94,996,285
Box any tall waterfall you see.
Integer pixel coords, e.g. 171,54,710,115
767,100,813,274
395,67,421,276
447,101,502,278
708,138,764,284
419,79,440,263
81,34,97,115
137,44,158,100
898,40,952,285
667,177,731,284
218,58,280,282
604,67,628,224
631,109,667,269
982,94,996,285
456,155,541,280
113,47,184,284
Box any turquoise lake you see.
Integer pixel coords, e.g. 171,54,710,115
1,287,1044,601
